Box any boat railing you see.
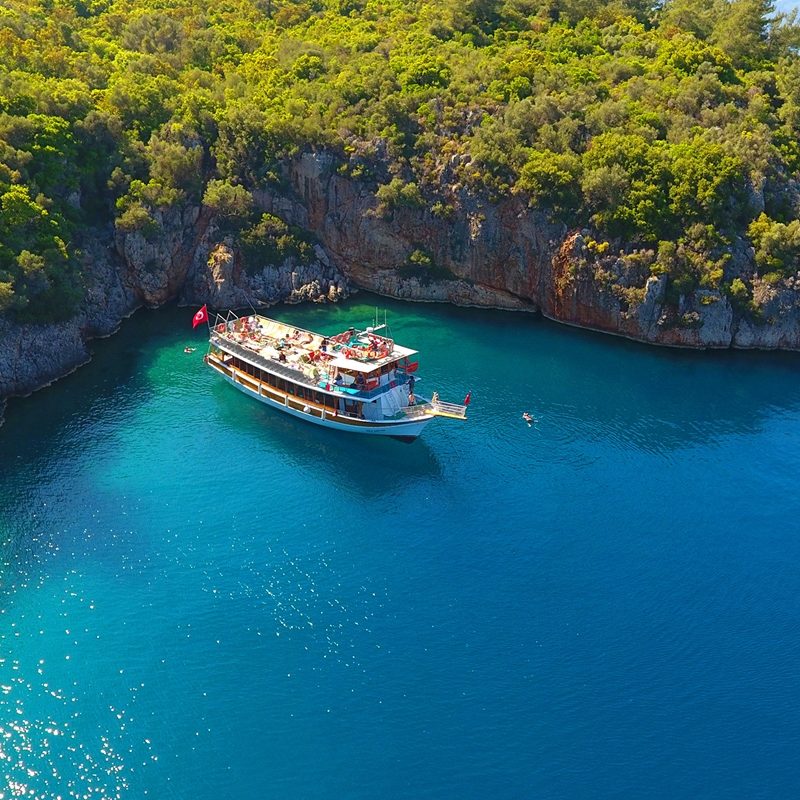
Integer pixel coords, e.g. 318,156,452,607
211,334,322,390
399,403,433,419
430,400,468,420
212,333,411,404
346,374,412,400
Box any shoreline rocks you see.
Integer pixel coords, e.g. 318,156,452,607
2,152,799,426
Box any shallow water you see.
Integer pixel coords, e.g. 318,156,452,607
2,298,800,798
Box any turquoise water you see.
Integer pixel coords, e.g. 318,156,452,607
2,297,800,798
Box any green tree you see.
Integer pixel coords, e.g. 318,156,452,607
711,0,775,69
748,212,800,276
202,179,254,225
517,149,581,211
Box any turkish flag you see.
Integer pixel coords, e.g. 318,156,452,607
192,305,208,329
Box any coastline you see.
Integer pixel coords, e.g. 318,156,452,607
3,159,800,426
3,286,799,430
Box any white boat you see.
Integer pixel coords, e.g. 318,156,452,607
203,311,468,440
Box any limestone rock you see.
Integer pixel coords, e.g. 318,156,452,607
735,277,800,348
0,232,138,403
4,148,800,428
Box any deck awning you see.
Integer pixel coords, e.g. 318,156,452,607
327,344,417,373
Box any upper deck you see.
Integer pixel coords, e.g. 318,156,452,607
209,313,417,400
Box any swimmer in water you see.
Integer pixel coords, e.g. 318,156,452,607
522,412,534,426
184,347,196,353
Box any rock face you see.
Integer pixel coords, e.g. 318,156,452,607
541,232,738,348
734,276,800,348
115,205,203,306
180,220,346,311
2,148,800,424
260,152,554,310
0,198,347,419
266,152,800,350
0,233,139,411
115,205,347,312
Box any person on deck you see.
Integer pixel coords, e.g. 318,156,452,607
355,373,366,391
408,391,416,406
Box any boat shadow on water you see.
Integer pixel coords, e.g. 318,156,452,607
210,381,443,499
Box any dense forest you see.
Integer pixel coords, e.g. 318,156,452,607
1,0,799,321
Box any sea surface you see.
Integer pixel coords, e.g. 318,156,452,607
1,298,800,799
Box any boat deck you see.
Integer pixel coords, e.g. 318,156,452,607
205,312,468,431
210,314,420,402
212,333,322,390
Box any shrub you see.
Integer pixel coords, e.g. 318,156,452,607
238,213,314,273
202,180,254,228
375,178,425,215
748,213,800,277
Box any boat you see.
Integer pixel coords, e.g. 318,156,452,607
203,310,468,440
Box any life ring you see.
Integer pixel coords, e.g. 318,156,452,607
368,349,378,359
216,323,225,333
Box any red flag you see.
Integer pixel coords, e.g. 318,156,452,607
464,391,471,406
192,305,208,329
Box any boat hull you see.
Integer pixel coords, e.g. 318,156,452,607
216,365,433,439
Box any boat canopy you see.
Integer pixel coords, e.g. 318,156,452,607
327,344,417,373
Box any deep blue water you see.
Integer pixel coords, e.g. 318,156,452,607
2,297,800,799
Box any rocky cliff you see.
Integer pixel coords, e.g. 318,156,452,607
0,233,138,416
2,149,799,425
268,152,800,350
0,195,347,422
